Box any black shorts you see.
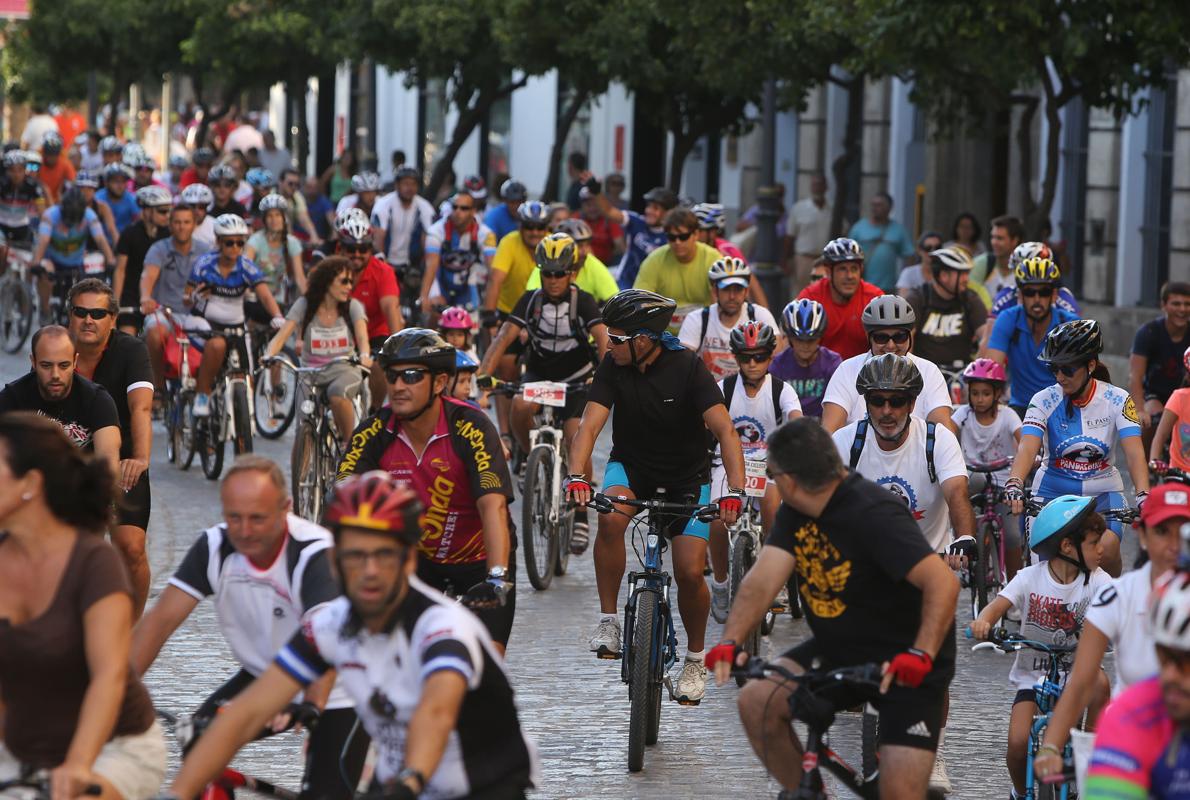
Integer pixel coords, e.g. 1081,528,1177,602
1013,688,1040,706
781,639,947,752
417,557,517,647
116,308,144,331
116,471,151,529
244,299,273,326
522,369,588,421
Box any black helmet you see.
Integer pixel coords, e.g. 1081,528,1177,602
642,186,678,210
602,289,676,335
501,179,528,202
59,187,87,228
378,328,456,373
193,147,216,166
822,237,865,264
1038,319,1103,366
861,295,916,331
395,166,421,185
856,353,924,397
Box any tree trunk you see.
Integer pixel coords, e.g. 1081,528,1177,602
1014,95,1039,224
830,74,864,238
541,88,590,202
667,130,698,192
1027,58,1065,238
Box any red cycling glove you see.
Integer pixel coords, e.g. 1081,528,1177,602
885,648,933,688
717,490,745,518
564,475,591,495
706,641,742,671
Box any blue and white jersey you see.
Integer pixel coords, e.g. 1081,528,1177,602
39,206,104,268
616,211,667,288
186,252,267,326
990,285,1081,319
1023,380,1141,497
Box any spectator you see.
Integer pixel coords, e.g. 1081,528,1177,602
564,151,588,210
578,187,623,265
19,104,59,150
54,102,87,151
896,231,944,297
483,179,528,242
257,130,292,178
319,150,356,204
848,191,914,293
632,207,721,309
796,237,884,360
1130,281,1190,447
300,177,336,240
971,215,1024,300
946,211,985,258
906,247,987,369
604,173,628,210
787,174,832,292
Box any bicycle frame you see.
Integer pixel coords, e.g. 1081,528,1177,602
621,509,678,689
528,405,566,528
214,328,256,444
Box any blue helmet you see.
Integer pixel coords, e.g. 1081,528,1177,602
1031,494,1098,581
246,167,276,189
455,350,479,372
782,298,828,341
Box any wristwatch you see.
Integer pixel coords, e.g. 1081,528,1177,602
396,767,426,794
487,566,509,581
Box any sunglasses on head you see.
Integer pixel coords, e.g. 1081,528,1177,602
1021,286,1054,298
607,332,638,346
385,367,430,385
866,393,912,409
1046,362,1087,377
341,243,370,254
540,270,570,280
71,306,112,321
735,352,772,364
869,330,911,345
666,230,694,242
221,239,246,248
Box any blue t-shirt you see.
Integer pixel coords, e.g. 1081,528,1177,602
990,285,1081,318
304,193,334,239
847,218,914,293
187,252,267,326
483,204,519,242
987,305,1080,407
616,211,667,289
39,206,104,268
96,188,139,234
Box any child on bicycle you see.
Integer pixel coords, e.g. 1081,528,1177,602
1149,345,1190,475
971,494,1112,799
452,350,480,406
768,298,841,419
437,305,479,363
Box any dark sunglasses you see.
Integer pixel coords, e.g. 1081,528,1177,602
385,367,430,385
666,230,694,242
1046,362,1086,377
1021,286,1054,298
71,306,112,320
540,270,570,279
341,243,371,254
454,204,474,211
866,394,912,409
221,239,246,248
607,332,638,346
869,330,911,345
735,352,772,364
337,276,355,287
522,223,548,231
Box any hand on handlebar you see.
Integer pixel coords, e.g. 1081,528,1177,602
946,535,975,570
717,489,745,526
880,648,933,693
140,298,159,314
565,474,592,508
1150,459,1170,476
1003,478,1025,514
1032,750,1064,781
969,618,994,641
707,641,747,686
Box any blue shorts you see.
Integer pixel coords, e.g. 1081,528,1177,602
602,460,711,541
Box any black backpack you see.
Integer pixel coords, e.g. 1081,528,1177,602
848,417,937,483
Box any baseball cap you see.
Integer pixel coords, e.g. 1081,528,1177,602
1141,483,1190,528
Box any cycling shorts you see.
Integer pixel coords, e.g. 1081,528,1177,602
307,361,364,403
416,558,517,646
602,460,711,541
116,471,151,530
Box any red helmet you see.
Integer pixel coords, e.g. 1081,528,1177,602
438,306,472,331
729,321,777,354
325,471,423,543
961,358,1007,385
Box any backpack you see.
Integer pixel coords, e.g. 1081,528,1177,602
525,285,595,363
699,302,757,348
722,373,785,427
848,417,937,483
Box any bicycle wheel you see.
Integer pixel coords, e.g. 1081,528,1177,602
231,382,253,455
627,589,658,773
254,361,296,439
554,506,574,577
0,276,33,354
520,446,557,591
291,421,320,521
731,534,760,686
198,419,225,480
178,391,198,470
164,392,178,464
861,704,880,779
974,518,1004,614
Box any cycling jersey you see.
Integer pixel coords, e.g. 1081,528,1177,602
275,586,538,798
186,252,268,326
425,218,497,306
0,175,44,238
336,401,514,565
351,255,400,341
989,284,1081,319
676,303,779,380
1084,676,1190,799
768,346,843,419
1022,379,1141,498
96,188,139,233
987,305,1081,408
615,211,667,289
489,232,539,313
39,206,104,269
508,286,601,382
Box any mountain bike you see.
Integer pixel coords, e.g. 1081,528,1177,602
0,245,35,354
154,309,200,470
195,327,256,480
964,458,1012,616
728,459,777,685
252,331,298,440
588,490,719,773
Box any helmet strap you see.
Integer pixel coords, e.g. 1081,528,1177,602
1051,548,1091,586
629,336,659,370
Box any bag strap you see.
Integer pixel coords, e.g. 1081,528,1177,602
926,420,937,483
849,418,868,470
723,373,738,409
770,376,783,424
699,306,711,347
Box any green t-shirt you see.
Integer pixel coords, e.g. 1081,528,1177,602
246,230,302,295
524,254,619,302
631,242,718,307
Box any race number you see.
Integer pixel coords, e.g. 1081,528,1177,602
744,459,768,498
522,381,567,407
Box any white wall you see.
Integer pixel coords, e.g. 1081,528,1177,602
375,68,420,179
267,83,287,149
333,63,352,159
587,82,634,198
508,71,558,200
305,77,319,176
1116,91,1149,306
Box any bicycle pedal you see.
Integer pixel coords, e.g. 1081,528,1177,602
675,697,701,706
594,649,622,660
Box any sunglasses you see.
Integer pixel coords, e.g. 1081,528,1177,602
1021,286,1054,298
1046,362,1086,377
522,223,548,232
869,330,911,345
385,367,430,385
540,270,570,279
337,276,355,287
71,306,112,320
221,239,246,248
454,205,474,211
866,394,912,409
735,352,772,364
666,230,694,242
341,243,371,254
607,332,637,346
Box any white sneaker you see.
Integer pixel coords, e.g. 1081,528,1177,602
192,393,211,417
673,658,707,705
589,617,621,659
711,581,730,624
929,752,952,794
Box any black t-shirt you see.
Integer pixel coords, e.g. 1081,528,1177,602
907,285,987,367
88,331,155,459
1131,317,1190,403
0,372,119,451
508,287,601,380
587,346,723,485
115,221,169,306
211,200,249,219
767,472,955,681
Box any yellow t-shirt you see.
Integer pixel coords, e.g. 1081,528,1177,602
490,231,538,313
632,242,718,307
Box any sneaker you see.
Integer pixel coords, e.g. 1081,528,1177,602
570,521,590,555
673,658,707,705
929,753,952,794
770,586,789,614
589,618,621,659
711,581,730,624
192,393,211,417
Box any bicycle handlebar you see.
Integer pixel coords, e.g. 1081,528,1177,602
965,626,1077,655
586,492,720,523
485,377,591,396
262,354,371,376
966,458,1012,473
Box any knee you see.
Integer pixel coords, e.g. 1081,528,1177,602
739,679,788,725
114,529,147,561
674,558,707,590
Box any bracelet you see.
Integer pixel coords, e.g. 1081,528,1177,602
1036,743,1062,758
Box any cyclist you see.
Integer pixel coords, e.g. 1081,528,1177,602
335,171,382,218
179,182,217,248
75,169,119,246
580,174,675,288
97,162,139,234
707,321,801,624
462,173,488,212
419,188,498,317
30,187,115,321
276,168,323,248
971,495,1111,798
564,289,745,704
796,237,885,359
523,218,620,303
1152,345,1190,473
691,202,768,306
770,299,842,419
1132,281,1190,450
1004,319,1149,577
131,456,369,800
905,246,987,369
184,213,285,418
99,135,124,166
482,178,528,241
708,418,959,800
632,207,721,311
113,186,172,334
484,199,551,323
336,328,518,653
452,350,480,404
244,166,277,221
0,149,46,246
165,154,188,195
986,241,1080,322
179,146,215,188
437,305,477,363
677,256,779,380
207,164,248,218
37,131,74,204
164,471,537,800
372,165,434,277
246,192,308,302
821,295,957,434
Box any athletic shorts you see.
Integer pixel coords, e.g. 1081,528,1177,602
308,361,364,403
602,460,711,541
781,639,946,752
417,558,517,646
1013,688,1040,706
0,725,167,800
117,471,151,529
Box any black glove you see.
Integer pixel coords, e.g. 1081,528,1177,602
462,577,511,608
479,308,501,328
947,536,976,557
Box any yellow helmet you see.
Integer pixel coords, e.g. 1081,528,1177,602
1015,256,1060,286
535,232,579,272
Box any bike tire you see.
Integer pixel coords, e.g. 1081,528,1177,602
231,382,253,455
520,446,556,591
554,509,573,576
198,417,224,480
253,360,297,440
627,590,658,773
0,277,33,354
178,391,198,470
974,518,1004,615
861,705,880,780
731,534,760,686
291,422,320,521
164,392,178,464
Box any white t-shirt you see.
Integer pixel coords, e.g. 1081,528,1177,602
999,563,1112,691
1084,562,1160,692
194,215,216,249
677,303,779,380
952,404,1021,482
831,416,967,551
823,351,951,424
787,197,831,256
372,192,436,265
710,374,800,494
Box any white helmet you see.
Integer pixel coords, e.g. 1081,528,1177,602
707,256,751,287
258,193,290,213
350,171,382,193
1151,570,1190,652
213,213,250,238
135,185,173,209
334,207,368,231
928,246,974,273
180,183,214,210
337,212,372,245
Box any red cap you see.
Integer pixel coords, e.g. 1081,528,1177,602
1141,483,1190,528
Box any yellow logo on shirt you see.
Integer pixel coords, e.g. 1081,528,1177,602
1122,395,1140,425
793,521,852,619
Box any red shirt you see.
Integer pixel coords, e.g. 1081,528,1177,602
797,277,884,360
351,256,400,341
585,215,622,265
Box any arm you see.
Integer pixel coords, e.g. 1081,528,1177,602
266,320,297,358
747,275,769,308
96,233,116,266
297,206,321,245
288,251,307,294
820,402,849,434
970,595,1012,640
254,283,284,319
112,254,129,301
942,474,976,541
983,346,1007,365
565,401,611,507
1129,353,1150,431
476,494,511,572
352,317,372,366
130,584,199,675
1121,434,1151,495
476,320,522,377
380,294,403,334
590,322,609,360
588,177,625,227
120,387,153,492
927,404,958,436
1151,408,1176,462
139,264,161,314
482,268,507,312
420,251,441,311
97,203,118,245
30,228,50,267
92,426,120,477
400,671,469,795
1038,623,1111,754
721,545,794,649
705,403,745,494
244,242,258,262
881,553,959,692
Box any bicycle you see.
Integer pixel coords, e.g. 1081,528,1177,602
252,326,299,441
728,460,778,685
0,771,101,799
964,458,1012,616
938,359,966,405
587,490,719,773
194,326,257,480
0,245,35,354
154,309,200,470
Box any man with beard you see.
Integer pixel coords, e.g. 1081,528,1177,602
797,237,884,359
984,255,1079,418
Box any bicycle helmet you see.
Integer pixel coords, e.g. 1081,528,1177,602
325,471,423,543
337,211,372,245
1009,241,1053,275
707,256,751,288
462,174,487,200
729,321,777,354
2,150,26,168
208,164,238,184
1038,319,1103,366
121,142,146,162
180,183,214,209
169,154,190,170
692,202,726,232
861,295,916,331
500,179,527,202
1030,494,1097,580
74,170,100,189
103,162,133,181
961,358,1007,385
394,166,421,185
554,218,592,242
41,131,63,154
518,200,549,226
246,167,276,189
929,247,973,274
601,289,676,335
855,353,923,397
135,185,172,209
378,328,456,373
1183,344,1190,376
213,213,250,238
535,232,579,272
641,187,678,210
351,171,382,193
1151,570,1190,652
131,154,156,171
99,136,123,154
22,151,41,169
258,193,290,213
193,147,216,166
822,237,865,264
59,188,86,228
1015,256,1060,286
781,299,828,341
438,307,473,331
455,350,479,373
